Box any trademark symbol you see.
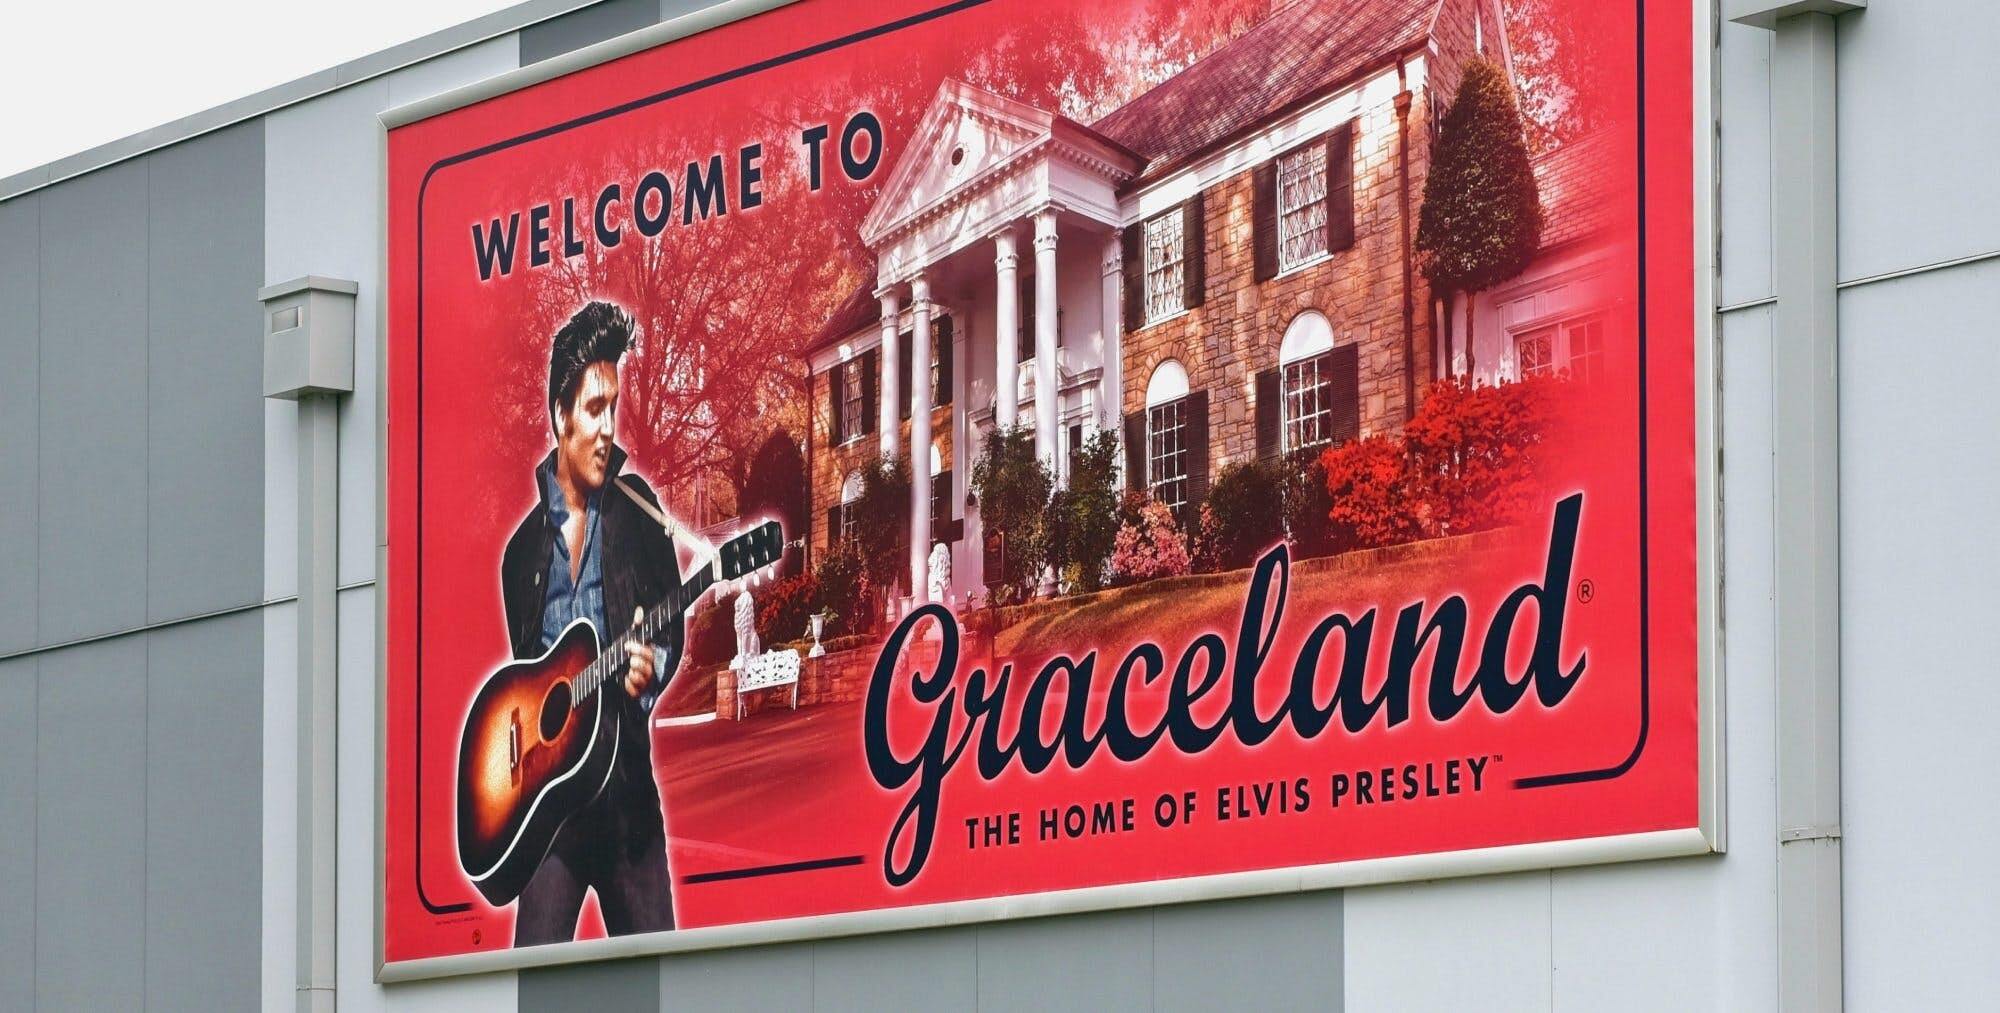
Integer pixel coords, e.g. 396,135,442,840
472,928,482,945
1577,579,1596,604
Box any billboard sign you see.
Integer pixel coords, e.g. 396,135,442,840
382,0,1715,977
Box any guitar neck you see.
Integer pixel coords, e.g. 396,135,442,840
569,520,787,703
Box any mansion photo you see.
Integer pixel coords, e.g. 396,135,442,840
801,0,1624,606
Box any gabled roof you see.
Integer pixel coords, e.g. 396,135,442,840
1533,130,1625,251
859,79,1141,249
809,276,882,357
1092,0,1442,180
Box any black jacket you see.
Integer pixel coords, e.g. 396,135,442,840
498,445,682,850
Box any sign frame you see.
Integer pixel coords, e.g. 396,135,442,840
373,0,1724,982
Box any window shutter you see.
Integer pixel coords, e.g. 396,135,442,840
1186,390,1211,511
1182,191,1206,310
861,349,879,439
1255,368,1282,459
932,470,953,544
826,505,843,544
898,332,912,420
935,315,954,406
1252,161,1279,281
1327,122,1356,253
1124,410,1147,493
1330,344,1360,445
828,362,845,441
1121,223,1144,332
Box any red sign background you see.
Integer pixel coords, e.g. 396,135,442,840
385,0,1700,970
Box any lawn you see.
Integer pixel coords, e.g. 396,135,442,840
991,530,1527,664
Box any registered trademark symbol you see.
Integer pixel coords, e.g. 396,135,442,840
1577,579,1596,604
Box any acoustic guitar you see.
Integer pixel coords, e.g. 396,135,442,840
455,518,785,906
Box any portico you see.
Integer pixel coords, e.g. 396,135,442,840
847,80,1144,604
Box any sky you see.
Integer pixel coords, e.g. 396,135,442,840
0,0,519,180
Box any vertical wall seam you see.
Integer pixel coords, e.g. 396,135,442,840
29,660,39,1005
31,194,42,660
139,154,152,1012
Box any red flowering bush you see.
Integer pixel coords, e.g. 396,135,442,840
1320,375,1574,549
1320,436,1430,548
755,571,820,646
1404,374,1573,534
1111,498,1193,584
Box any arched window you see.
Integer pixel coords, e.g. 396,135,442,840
835,470,863,544
1279,311,1339,451
1145,359,1192,518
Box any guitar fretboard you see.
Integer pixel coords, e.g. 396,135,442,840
566,520,785,705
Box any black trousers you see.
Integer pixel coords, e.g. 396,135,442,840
514,759,675,946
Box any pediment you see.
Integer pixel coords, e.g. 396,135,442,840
860,81,1056,246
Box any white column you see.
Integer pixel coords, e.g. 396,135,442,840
993,230,1020,429
909,276,933,603
878,288,901,459
1100,233,1124,434
1033,208,1060,473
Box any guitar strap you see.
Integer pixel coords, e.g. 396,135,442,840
613,473,676,535
615,473,719,591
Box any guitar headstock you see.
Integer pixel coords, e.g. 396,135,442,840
718,520,785,581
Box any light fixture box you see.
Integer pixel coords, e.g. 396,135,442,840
1724,0,1865,30
260,276,358,399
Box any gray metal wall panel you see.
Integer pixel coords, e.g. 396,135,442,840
519,955,661,1012
0,197,40,655
146,123,267,623
1839,262,2000,1008
145,611,262,1012
35,636,148,1010
1838,0,2000,280
36,160,150,647
519,0,658,64
1717,21,1773,307
812,927,978,1011
655,941,812,1009
1156,893,1343,1011
660,0,718,21
0,656,35,1012
976,909,1154,1012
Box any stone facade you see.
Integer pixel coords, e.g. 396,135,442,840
1120,83,1438,464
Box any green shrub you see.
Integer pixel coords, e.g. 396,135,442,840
1046,428,1121,594
1280,447,1341,559
812,539,869,637
1193,459,1287,572
852,453,911,595
969,424,1053,601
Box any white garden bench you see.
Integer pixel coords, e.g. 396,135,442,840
735,649,801,719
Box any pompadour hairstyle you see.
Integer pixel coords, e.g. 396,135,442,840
546,301,634,434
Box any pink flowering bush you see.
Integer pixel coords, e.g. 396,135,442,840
1111,497,1193,585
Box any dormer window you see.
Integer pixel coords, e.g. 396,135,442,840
1278,143,1330,271
1143,207,1187,324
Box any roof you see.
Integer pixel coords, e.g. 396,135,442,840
1533,130,1625,251
1091,0,1442,179
809,277,882,355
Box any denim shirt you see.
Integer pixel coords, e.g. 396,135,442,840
539,462,665,711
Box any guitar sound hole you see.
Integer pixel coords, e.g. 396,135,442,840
538,684,569,741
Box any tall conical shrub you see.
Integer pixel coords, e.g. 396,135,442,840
1418,56,1544,377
